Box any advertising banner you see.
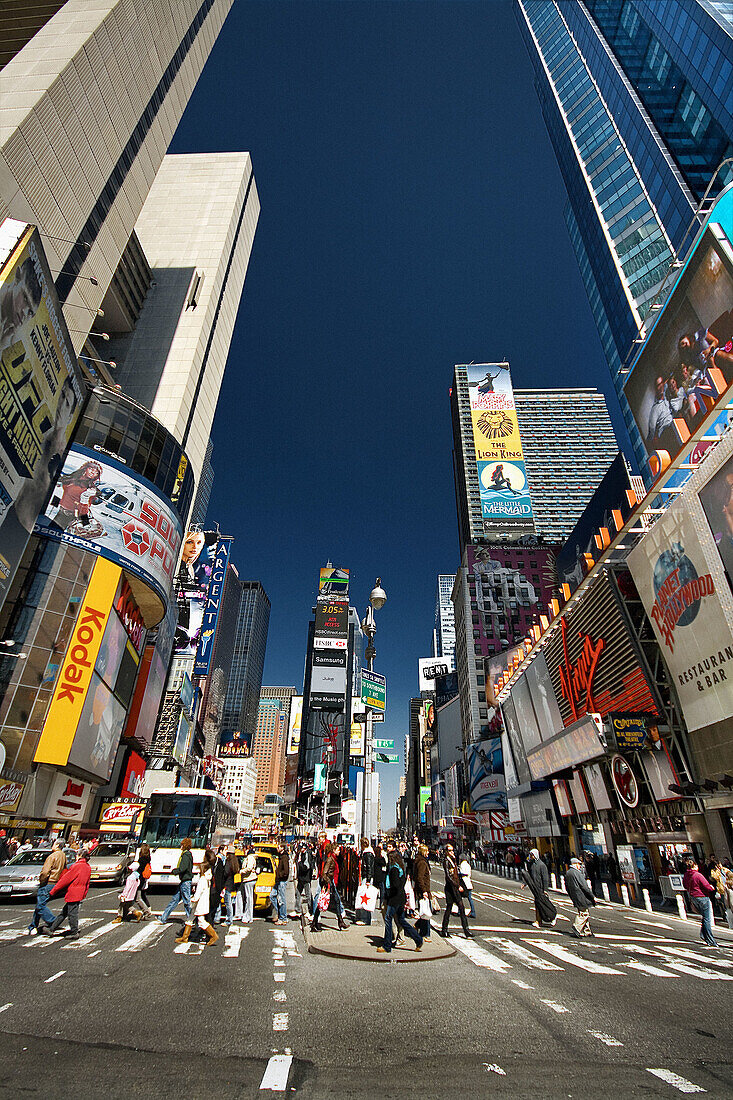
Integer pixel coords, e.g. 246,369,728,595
0,222,85,607
44,774,92,822
179,528,218,588
318,566,349,600
700,448,733,586
350,698,365,756
194,536,233,675
465,363,533,526
512,675,542,753
287,696,303,755
486,644,525,706
98,799,146,833
466,737,506,811
114,576,146,653
172,712,192,765
640,744,681,803
0,777,24,813
310,663,347,709
526,712,605,781
34,556,121,768
124,597,177,747
627,497,733,732
36,444,183,607
610,714,648,751
218,729,252,757
418,657,451,693
121,750,146,798
501,696,532,786
435,670,459,708
419,785,430,823
524,652,564,742
623,187,733,471
583,762,613,812
175,586,206,656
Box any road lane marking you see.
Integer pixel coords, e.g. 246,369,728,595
173,941,205,954
273,990,287,1002
646,1069,706,1093
450,937,512,971
541,999,569,1013
483,1064,506,1075
222,926,249,958
44,970,65,983
526,939,622,974
272,1013,289,1031
0,928,30,942
661,945,733,969
626,917,672,929
664,960,733,980
273,971,285,982
511,979,533,989
622,961,678,978
588,1030,623,1047
490,937,563,970
0,1003,12,1013
61,921,119,950
87,950,101,957
24,918,96,947
260,1054,293,1091
116,921,168,952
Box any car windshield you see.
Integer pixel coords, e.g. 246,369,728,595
92,844,128,858
256,856,274,874
6,850,46,866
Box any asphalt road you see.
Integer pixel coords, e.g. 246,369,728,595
1,866,732,1099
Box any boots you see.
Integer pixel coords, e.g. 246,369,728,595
204,923,219,947
134,910,143,922
338,915,348,931
310,911,320,932
175,923,191,944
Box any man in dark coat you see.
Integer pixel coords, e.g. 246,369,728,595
440,843,471,938
377,841,423,954
565,857,596,937
521,848,558,927
270,841,290,925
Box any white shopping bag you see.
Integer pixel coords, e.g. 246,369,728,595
404,880,416,912
356,881,379,912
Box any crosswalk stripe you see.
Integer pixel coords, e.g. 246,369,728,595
222,926,250,958
661,945,733,970
664,960,733,981
450,937,512,971
0,928,28,942
526,939,623,974
24,918,98,947
115,921,167,952
174,941,205,954
61,920,120,950
622,961,678,978
490,937,563,970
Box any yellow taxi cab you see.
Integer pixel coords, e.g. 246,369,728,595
253,848,276,912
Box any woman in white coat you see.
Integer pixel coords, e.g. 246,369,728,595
459,851,476,919
175,851,219,947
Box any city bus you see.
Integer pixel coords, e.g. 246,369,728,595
138,787,237,886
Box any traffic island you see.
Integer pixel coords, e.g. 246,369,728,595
305,912,456,962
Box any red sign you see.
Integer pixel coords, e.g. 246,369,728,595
610,754,639,808
121,750,146,798
558,617,604,721
115,577,146,652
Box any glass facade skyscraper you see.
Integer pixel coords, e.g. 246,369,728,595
220,581,271,739
515,0,733,479
433,574,457,663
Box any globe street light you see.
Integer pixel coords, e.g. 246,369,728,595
360,578,386,840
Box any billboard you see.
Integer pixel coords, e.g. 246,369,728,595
486,644,525,706
124,596,176,746
318,566,349,599
0,222,85,607
435,670,459,708
98,799,147,833
43,774,92,823
501,696,531,786
36,443,183,607
627,496,733,732
524,652,564,742
174,586,206,656
34,556,121,768
700,448,733,587
465,363,533,526
526,713,606,781
310,663,348,709
194,536,233,675
287,695,303,754
121,750,146,798
218,729,252,757
172,712,192,765
179,527,219,588
418,657,451,693
314,598,349,642
350,699,365,756
623,187,733,472
466,737,506,811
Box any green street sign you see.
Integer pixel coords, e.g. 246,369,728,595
375,752,399,764
361,669,386,712
373,738,394,750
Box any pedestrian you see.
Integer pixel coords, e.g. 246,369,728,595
377,839,423,953
222,843,240,927
159,837,194,923
211,845,226,923
565,856,596,937
0,829,10,865
683,857,719,948
413,842,433,941
294,841,314,932
136,842,153,917
459,850,476,919
115,862,144,923
521,848,558,928
269,840,289,924
28,839,66,935
723,869,733,931
46,847,91,938
440,843,472,938
373,843,387,906
708,857,727,919
310,842,347,932
175,850,219,947
355,837,376,926
240,844,257,924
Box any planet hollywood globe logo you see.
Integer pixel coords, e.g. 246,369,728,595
650,541,714,653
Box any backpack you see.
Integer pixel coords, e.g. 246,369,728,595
142,862,152,880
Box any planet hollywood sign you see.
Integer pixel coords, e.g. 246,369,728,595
650,566,715,653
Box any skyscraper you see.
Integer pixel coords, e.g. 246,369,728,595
515,0,733,476
190,439,215,527
253,688,297,806
514,388,619,540
433,574,457,662
221,581,271,740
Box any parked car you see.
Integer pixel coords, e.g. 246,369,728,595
0,848,47,898
254,851,276,913
88,841,136,885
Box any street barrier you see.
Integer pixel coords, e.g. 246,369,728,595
642,888,652,912
550,873,557,890
601,883,610,902
560,876,567,892
621,885,630,906
676,894,687,920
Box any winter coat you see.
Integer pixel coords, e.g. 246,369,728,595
241,852,257,883
275,851,290,884
360,847,375,884
459,858,473,891
528,856,550,894
443,853,461,890
177,849,194,883
50,858,91,903
296,849,314,886
321,853,337,886
385,858,406,908
120,869,140,902
39,848,66,886
223,852,240,891
192,868,212,918
413,853,431,898
565,866,595,910
373,853,387,887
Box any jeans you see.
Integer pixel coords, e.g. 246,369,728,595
295,881,312,916
30,884,55,930
224,888,236,924
161,879,192,921
383,904,422,952
234,887,244,919
243,880,254,922
50,901,80,934
693,895,719,947
270,881,286,920
465,888,475,918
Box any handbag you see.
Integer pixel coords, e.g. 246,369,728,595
142,863,152,880
431,897,440,914
418,897,432,920
317,887,331,911
356,881,379,912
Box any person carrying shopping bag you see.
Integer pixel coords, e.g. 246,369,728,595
175,851,219,947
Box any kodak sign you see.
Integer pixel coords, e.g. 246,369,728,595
34,556,121,766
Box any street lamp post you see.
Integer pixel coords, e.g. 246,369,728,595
360,578,386,841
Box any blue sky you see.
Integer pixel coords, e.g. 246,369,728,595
171,0,625,825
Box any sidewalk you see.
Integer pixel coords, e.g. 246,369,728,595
304,908,456,962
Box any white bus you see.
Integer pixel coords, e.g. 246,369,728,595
138,788,237,886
